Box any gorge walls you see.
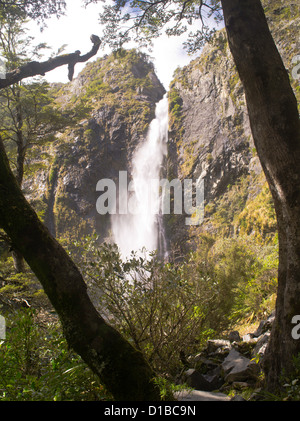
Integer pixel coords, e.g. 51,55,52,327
23,1,300,259
166,0,300,254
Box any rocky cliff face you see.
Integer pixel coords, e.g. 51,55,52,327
24,2,299,253
166,0,300,252
23,50,165,242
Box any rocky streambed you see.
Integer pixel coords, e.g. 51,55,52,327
176,312,275,401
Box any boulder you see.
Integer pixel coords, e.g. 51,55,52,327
251,332,271,359
222,348,260,383
242,333,255,342
235,338,258,357
228,331,241,342
176,390,230,401
230,395,247,401
183,368,223,392
206,339,231,354
182,368,203,389
193,355,219,372
252,311,275,337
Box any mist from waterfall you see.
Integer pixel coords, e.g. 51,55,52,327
111,94,168,260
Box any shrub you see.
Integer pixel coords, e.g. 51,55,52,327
79,234,278,375
0,308,110,401
81,240,209,376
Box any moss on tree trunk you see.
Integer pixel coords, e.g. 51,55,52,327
0,137,161,401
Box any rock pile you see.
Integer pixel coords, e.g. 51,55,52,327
178,312,275,396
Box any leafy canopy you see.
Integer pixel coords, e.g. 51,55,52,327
0,0,66,24
90,0,223,53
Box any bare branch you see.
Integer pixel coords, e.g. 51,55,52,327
0,34,101,89
179,0,192,21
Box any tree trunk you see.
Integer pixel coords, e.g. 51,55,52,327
15,88,25,187
221,0,300,390
0,137,161,401
11,86,26,272
12,249,26,273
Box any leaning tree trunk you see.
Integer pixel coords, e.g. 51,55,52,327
11,89,27,273
221,0,300,390
0,137,161,401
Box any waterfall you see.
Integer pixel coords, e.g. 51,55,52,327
111,94,168,260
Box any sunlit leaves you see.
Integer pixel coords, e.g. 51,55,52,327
0,0,66,25
98,0,223,52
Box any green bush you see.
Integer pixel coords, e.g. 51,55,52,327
0,308,111,401
77,234,278,376
80,240,211,376
184,232,278,329
0,227,278,399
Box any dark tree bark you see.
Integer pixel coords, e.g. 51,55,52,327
15,88,26,187
1,35,102,274
12,89,27,272
0,34,161,400
0,34,101,88
221,0,300,390
0,137,161,400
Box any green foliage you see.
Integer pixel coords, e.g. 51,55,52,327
207,176,250,235
0,0,66,24
168,88,182,115
168,85,186,177
186,222,278,325
181,139,198,177
53,196,89,242
0,308,111,401
153,377,187,401
191,172,278,324
237,182,277,243
261,353,300,401
0,9,76,189
61,49,156,133
98,0,223,53
75,230,278,377
0,227,279,400
205,175,277,244
280,354,300,401
0,255,46,308
80,240,207,376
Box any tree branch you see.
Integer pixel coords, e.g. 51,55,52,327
0,34,101,89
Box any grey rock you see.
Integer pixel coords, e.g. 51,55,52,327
253,316,274,337
182,368,203,389
183,369,223,392
222,349,243,373
193,355,220,372
222,348,260,383
252,320,267,337
176,390,230,401
231,381,251,390
231,395,247,401
251,332,271,359
206,339,231,354
242,333,255,342
229,331,241,342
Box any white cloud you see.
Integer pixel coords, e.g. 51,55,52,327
27,0,106,83
151,33,198,89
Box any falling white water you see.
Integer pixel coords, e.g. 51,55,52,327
111,94,168,260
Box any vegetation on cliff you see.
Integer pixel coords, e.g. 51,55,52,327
0,0,300,402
